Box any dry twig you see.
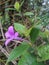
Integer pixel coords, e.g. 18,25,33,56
0,45,17,65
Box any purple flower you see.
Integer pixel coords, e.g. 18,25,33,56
5,26,23,46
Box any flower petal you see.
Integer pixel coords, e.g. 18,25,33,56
5,31,11,38
5,37,14,46
8,26,14,35
14,32,19,38
15,32,19,36
14,37,23,41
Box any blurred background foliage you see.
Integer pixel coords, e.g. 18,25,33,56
0,0,49,65
0,0,49,29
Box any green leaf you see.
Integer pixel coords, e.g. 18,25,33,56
44,29,49,37
7,42,30,63
24,12,34,16
39,29,49,38
20,0,24,7
30,28,40,43
18,52,45,65
6,8,16,11
39,31,47,38
14,2,20,11
14,23,28,36
37,44,49,61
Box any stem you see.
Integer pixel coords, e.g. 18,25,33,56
0,21,5,39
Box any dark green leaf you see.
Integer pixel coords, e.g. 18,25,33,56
30,28,40,43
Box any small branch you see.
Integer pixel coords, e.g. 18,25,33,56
0,39,21,43
0,21,5,39
0,38,32,46
0,0,11,5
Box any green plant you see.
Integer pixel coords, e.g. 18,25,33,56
6,22,49,65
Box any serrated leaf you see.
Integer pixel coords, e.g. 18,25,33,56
14,23,28,36
18,52,45,65
37,44,49,61
30,28,40,43
7,42,30,63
